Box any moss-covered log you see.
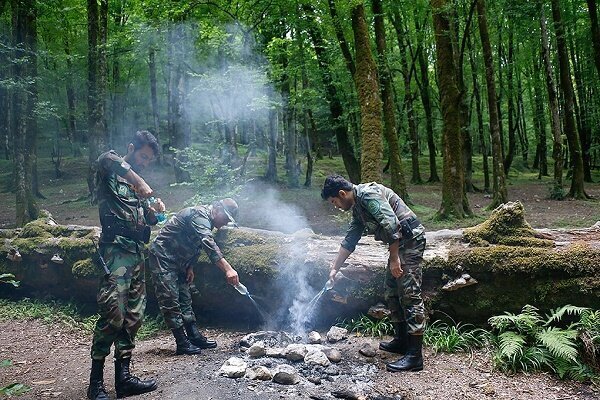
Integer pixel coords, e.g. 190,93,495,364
1,203,599,327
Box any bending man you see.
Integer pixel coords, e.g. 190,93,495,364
148,198,240,355
322,175,426,372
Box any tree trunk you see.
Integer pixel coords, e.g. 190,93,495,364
304,5,360,183
477,0,508,208
148,47,161,160
327,0,355,77
265,104,278,182
12,0,38,225
64,34,80,158
432,0,471,219
530,57,548,178
86,0,108,201
503,24,516,174
373,0,409,199
352,3,383,183
416,19,440,183
550,0,587,199
0,2,10,160
516,75,529,169
587,0,600,78
468,36,489,192
539,2,563,194
282,46,299,188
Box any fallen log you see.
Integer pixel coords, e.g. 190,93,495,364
1,203,599,328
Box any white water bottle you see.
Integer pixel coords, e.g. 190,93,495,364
325,279,334,291
233,282,249,295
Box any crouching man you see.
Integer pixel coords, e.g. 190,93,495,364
322,175,426,372
148,199,240,355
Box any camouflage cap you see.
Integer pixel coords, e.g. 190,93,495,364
219,198,238,225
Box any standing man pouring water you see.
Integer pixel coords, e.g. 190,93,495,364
148,198,240,355
321,175,426,372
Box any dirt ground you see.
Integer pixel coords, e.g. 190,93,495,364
0,320,597,400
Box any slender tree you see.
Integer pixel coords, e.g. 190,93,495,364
477,0,507,208
587,0,600,78
352,2,383,183
373,0,408,199
539,1,563,194
550,0,587,199
432,0,471,219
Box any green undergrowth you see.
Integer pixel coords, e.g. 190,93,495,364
336,314,393,338
424,319,490,353
0,298,166,340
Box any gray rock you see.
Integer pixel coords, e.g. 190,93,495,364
324,365,340,376
358,343,377,358
265,347,286,358
307,331,322,344
322,348,342,363
307,376,322,385
247,341,266,358
285,343,307,361
245,365,272,381
326,326,348,343
218,357,247,378
272,364,300,385
240,331,294,348
367,303,391,319
304,349,331,367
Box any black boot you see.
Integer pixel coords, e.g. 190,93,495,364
386,334,423,372
87,359,110,400
184,322,217,349
172,326,202,355
379,322,407,354
114,358,157,398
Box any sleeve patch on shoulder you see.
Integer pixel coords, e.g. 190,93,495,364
367,199,381,215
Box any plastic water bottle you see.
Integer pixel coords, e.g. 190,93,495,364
148,197,167,223
324,279,334,291
233,282,249,296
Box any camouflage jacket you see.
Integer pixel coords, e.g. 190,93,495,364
149,206,224,269
96,150,155,252
341,182,424,252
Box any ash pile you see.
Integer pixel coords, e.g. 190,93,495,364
217,327,404,400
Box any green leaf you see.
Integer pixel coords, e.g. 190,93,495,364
0,359,12,368
0,383,31,396
536,327,579,361
498,331,525,359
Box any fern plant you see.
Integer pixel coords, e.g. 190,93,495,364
489,304,598,382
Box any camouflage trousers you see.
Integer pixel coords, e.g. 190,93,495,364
91,244,147,360
148,252,196,330
384,235,426,335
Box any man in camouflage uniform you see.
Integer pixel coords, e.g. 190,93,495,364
88,131,163,400
321,175,426,372
148,198,241,355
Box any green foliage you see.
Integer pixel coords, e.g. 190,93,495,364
423,320,490,353
0,383,31,396
488,304,599,382
173,146,249,205
548,182,566,200
0,359,12,368
0,273,20,287
337,314,393,338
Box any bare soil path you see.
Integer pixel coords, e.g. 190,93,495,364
1,320,596,400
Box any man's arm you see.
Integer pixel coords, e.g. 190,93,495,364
329,246,352,282
215,258,239,286
98,151,153,198
388,239,403,278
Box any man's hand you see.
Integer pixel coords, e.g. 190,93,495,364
389,256,403,278
225,269,239,286
186,267,194,284
329,263,338,282
149,198,165,213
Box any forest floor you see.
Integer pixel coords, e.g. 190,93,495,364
1,319,597,400
1,155,600,399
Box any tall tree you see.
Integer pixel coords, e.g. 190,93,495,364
539,1,563,194
352,2,383,183
550,0,587,199
303,4,360,182
12,0,39,225
477,0,507,208
432,0,471,219
587,0,600,78
503,21,516,173
373,0,408,199
86,0,109,199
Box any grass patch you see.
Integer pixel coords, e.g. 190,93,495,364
424,319,490,353
0,298,167,339
337,314,394,338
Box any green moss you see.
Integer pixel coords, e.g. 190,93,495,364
463,201,552,247
449,242,600,276
223,243,280,276
10,237,48,254
72,258,100,278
